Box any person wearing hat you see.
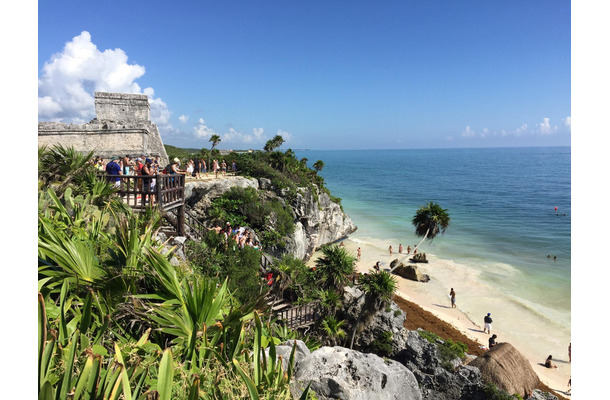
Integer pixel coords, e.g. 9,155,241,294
483,313,493,334
105,156,122,188
170,157,186,175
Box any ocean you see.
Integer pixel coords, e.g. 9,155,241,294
296,147,571,362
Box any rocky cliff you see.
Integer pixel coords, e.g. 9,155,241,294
184,177,357,260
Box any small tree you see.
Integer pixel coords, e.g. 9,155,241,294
349,270,397,349
314,244,356,294
313,160,325,173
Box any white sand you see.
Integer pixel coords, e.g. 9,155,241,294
309,237,571,395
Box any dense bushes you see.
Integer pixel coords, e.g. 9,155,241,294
209,186,295,249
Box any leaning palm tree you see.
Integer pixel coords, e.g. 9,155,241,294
314,244,356,294
263,135,285,152
312,160,325,173
411,201,450,252
349,270,397,349
208,134,222,170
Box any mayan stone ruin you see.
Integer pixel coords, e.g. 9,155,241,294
38,92,169,165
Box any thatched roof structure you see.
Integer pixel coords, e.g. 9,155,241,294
469,342,540,397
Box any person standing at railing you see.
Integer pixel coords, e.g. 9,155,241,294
141,158,154,206
105,156,122,188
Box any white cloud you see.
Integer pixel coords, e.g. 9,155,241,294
514,123,528,136
194,118,217,139
562,116,571,129
462,126,475,137
179,115,189,123
537,117,558,135
481,128,489,138
38,31,175,136
277,129,292,142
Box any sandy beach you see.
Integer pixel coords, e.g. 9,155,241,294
309,237,571,398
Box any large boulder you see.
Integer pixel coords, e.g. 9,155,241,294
340,286,407,356
393,330,487,400
468,342,541,398
292,346,422,400
391,261,430,283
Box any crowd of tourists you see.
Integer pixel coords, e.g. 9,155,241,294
94,155,237,181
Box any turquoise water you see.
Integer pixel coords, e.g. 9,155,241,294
297,147,571,325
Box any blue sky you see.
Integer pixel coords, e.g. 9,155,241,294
37,1,571,150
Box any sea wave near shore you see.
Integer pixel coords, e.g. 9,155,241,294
298,147,571,388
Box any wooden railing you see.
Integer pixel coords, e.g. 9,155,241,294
104,174,185,211
275,302,320,330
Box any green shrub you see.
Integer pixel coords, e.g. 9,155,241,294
370,331,393,357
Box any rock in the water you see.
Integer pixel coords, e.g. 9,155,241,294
292,346,422,400
392,262,430,282
468,342,541,398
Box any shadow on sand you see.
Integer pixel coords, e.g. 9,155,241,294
432,303,452,309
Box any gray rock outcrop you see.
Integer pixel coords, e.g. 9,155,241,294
340,286,408,356
291,346,422,400
393,330,487,400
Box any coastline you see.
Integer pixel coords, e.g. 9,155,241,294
308,237,571,397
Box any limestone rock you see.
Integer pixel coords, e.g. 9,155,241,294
394,330,487,400
392,262,430,283
292,346,422,400
340,286,407,356
468,342,541,398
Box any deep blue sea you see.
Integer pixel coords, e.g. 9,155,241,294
297,147,571,356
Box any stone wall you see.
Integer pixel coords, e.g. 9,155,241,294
38,92,169,165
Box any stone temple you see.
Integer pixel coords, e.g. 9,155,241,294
38,92,169,165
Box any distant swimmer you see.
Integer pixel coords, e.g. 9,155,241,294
407,245,411,254
388,245,393,256
399,244,403,254
547,255,551,259
554,256,557,261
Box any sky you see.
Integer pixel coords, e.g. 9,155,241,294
36,1,571,150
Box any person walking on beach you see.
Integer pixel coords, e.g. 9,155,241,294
449,288,456,308
568,342,571,363
407,245,411,255
399,244,403,253
483,313,493,334
389,245,393,255
357,247,361,261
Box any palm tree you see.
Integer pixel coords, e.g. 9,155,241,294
314,244,356,294
349,270,397,349
38,144,96,195
313,160,325,173
208,134,221,172
411,201,450,251
263,135,285,152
